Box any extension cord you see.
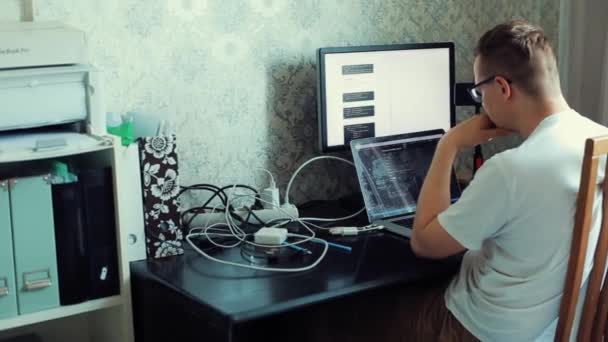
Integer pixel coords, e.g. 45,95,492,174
188,204,299,227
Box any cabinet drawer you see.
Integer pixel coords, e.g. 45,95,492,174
0,180,17,319
10,176,60,314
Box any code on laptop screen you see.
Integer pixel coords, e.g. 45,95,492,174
355,137,437,220
352,133,461,222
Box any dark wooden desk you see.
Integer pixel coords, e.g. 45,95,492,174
130,230,460,342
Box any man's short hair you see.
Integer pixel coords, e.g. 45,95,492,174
475,20,560,97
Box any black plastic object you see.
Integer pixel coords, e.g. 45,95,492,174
454,82,476,106
79,167,120,299
52,181,89,305
52,167,120,305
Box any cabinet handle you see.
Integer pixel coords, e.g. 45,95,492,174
0,277,8,297
23,269,52,291
0,181,7,192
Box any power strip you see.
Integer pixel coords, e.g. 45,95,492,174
188,204,299,227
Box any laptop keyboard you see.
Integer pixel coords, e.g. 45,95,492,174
391,217,414,227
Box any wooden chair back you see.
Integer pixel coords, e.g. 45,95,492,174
556,135,608,341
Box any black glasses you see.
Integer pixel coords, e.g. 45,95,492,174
467,76,512,103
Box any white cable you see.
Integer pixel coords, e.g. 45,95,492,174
298,207,366,223
198,224,243,248
184,182,361,273
284,155,368,222
186,193,332,272
227,193,317,248
255,167,277,188
201,204,223,232
283,156,365,222
186,232,329,273
284,155,354,205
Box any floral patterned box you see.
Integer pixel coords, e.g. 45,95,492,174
138,134,184,259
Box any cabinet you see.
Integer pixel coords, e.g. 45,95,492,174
10,176,60,315
0,182,17,320
0,139,145,342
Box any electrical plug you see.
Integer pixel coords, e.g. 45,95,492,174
329,225,384,236
329,227,359,236
260,178,280,209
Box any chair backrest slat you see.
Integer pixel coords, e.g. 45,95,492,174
580,157,608,341
556,136,608,342
591,160,608,341
556,140,599,342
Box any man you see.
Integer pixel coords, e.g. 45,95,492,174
411,19,608,341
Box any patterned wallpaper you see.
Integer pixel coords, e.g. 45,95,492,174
25,0,560,205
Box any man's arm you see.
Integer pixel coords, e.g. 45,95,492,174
410,139,464,259
411,114,512,258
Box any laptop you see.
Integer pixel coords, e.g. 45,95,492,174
350,129,462,238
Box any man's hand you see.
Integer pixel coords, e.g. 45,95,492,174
444,114,513,149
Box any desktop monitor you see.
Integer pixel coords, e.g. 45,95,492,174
317,43,455,152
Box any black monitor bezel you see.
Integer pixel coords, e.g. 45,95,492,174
316,42,456,153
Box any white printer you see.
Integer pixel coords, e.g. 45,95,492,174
0,21,106,161
0,21,87,69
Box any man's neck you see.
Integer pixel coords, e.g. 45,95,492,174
518,95,571,138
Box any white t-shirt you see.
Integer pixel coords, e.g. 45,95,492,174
438,110,608,341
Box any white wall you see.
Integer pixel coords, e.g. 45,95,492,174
0,0,562,201
560,0,608,123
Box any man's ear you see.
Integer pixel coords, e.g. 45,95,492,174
496,76,512,99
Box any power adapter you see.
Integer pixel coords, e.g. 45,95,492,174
255,168,281,209
260,186,280,209
254,227,287,245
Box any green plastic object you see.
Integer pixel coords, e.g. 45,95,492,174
51,161,68,179
50,161,77,184
107,116,134,147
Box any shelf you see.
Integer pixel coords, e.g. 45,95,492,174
0,296,123,331
0,133,114,164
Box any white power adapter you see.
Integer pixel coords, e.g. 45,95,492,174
254,227,287,245
261,186,280,209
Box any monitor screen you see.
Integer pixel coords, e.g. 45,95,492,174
317,43,455,152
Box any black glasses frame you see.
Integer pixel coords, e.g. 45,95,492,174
467,76,512,103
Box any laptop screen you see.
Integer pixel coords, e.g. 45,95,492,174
351,130,461,222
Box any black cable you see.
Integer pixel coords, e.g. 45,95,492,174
235,207,269,232
229,206,268,227
242,208,253,231
182,188,229,231
178,184,229,232
178,183,226,201
146,183,262,253
179,183,266,233
182,206,221,233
